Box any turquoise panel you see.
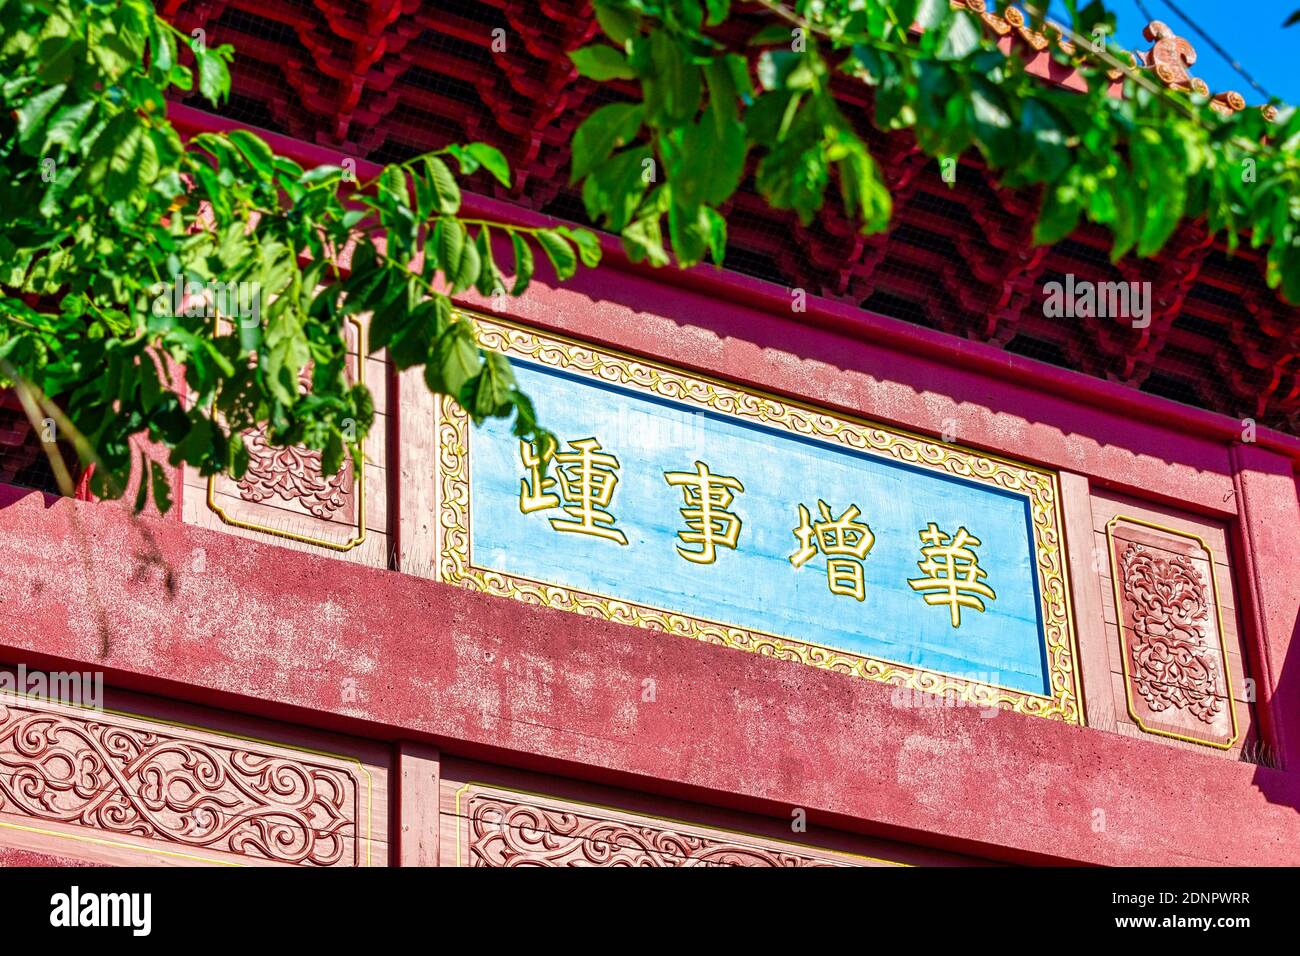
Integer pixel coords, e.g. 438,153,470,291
469,360,1049,696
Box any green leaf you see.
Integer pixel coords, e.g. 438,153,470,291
558,227,602,268
437,219,467,280
466,143,511,187
968,78,1017,167
17,83,66,149
582,145,652,231
227,129,275,180
106,122,160,202
673,116,747,207
837,144,893,233
510,231,534,295
569,45,637,81
168,64,193,91
389,299,438,369
439,323,483,400
700,206,727,262
1019,98,1070,180
149,14,177,76
450,231,481,293
668,201,706,265
571,103,645,182
535,229,577,280
644,31,701,124
704,58,739,132
42,100,95,153
594,1,639,43
195,45,231,105
474,227,503,297
936,11,982,61
913,0,951,30
1034,183,1083,245
757,51,818,92
623,214,670,266
379,164,410,207
471,350,515,417
423,156,461,215
302,164,345,187
749,24,797,46
704,0,730,27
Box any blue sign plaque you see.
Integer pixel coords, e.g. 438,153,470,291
438,317,1080,722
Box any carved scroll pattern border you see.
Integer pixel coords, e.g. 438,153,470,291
0,691,373,866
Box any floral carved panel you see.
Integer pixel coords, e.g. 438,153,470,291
204,315,368,553
455,785,882,867
0,693,369,866
235,422,353,521
1106,516,1239,749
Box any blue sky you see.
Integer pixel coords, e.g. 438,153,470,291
1045,0,1299,104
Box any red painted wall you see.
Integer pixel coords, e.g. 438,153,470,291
1,483,1297,865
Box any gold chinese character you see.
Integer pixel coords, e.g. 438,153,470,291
517,436,628,544
907,522,996,627
519,437,560,513
789,500,875,601
663,461,745,564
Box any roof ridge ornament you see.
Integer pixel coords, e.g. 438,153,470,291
1135,20,1276,119
1136,19,1208,96
951,3,1276,119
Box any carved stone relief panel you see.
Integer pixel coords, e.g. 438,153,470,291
182,315,391,567
1106,516,1239,749
439,766,978,867
0,684,386,866
460,789,854,867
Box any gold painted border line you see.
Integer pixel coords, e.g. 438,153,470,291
0,819,243,867
437,313,1082,724
1104,514,1241,750
206,315,369,553
453,781,906,868
0,688,375,867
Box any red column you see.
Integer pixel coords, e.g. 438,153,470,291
1231,443,1300,770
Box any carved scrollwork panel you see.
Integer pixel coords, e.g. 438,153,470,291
456,785,876,868
0,693,369,866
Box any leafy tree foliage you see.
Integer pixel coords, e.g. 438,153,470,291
1,0,1297,511
0,0,598,507
571,0,1298,294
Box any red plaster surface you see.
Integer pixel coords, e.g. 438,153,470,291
0,847,108,867
1230,445,1300,769
1,488,1297,866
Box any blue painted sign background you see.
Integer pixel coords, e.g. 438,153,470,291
469,360,1049,696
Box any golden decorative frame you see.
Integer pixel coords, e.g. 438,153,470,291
438,314,1082,724
453,781,903,867
0,687,375,866
1105,515,1240,750
206,314,367,553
